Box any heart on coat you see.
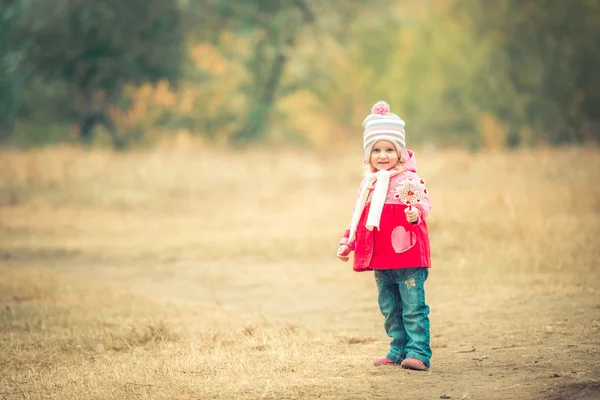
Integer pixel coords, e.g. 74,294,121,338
391,226,416,253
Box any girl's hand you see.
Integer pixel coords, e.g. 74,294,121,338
337,245,352,262
405,207,420,223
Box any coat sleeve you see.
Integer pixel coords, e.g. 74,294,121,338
340,229,352,248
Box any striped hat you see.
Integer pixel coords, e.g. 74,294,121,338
362,101,406,163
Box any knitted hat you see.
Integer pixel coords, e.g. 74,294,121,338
362,101,406,163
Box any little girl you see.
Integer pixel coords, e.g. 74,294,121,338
337,101,432,371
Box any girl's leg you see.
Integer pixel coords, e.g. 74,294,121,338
397,268,431,367
375,269,407,363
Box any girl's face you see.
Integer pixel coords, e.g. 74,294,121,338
370,140,399,171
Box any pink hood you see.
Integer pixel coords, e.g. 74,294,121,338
402,149,418,174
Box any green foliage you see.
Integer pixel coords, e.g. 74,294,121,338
4,0,599,149
5,0,184,148
23,0,183,88
374,12,488,148
456,0,600,145
184,0,317,144
0,0,30,141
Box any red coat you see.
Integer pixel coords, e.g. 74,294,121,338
340,150,431,272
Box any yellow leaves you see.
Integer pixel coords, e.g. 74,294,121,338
153,81,177,108
219,31,244,51
178,88,196,114
110,80,197,138
278,90,343,146
327,39,350,69
101,9,496,148
191,43,227,76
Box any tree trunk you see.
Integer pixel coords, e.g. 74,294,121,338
232,35,294,145
78,115,98,144
230,1,314,145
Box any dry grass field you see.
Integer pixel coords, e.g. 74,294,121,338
1,143,599,400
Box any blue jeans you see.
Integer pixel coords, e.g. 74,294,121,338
374,268,431,366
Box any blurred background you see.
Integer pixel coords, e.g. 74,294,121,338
1,2,600,398
1,0,599,151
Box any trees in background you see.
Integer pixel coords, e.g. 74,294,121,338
1,0,599,149
457,0,600,145
0,0,29,142
1,0,183,148
180,0,317,144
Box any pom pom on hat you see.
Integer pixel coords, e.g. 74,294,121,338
362,101,406,163
371,101,390,114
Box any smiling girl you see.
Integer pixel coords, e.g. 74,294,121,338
337,101,432,371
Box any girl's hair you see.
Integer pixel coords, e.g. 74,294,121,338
364,149,408,175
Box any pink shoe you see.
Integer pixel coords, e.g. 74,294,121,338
400,358,429,371
373,357,399,366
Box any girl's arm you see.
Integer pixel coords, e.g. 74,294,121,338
409,173,431,223
340,228,353,250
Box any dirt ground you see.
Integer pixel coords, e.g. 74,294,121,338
1,146,599,399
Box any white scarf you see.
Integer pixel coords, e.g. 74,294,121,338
348,169,400,242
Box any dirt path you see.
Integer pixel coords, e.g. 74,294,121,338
39,252,597,400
